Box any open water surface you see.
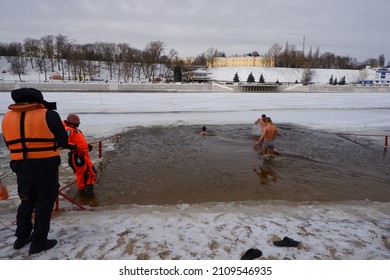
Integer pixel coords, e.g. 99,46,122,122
94,124,390,205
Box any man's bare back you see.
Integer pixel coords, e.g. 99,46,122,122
262,125,280,141
255,117,281,155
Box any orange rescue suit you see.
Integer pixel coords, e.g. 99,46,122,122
2,103,60,160
63,121,96,190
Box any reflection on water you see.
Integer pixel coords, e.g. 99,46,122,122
254,162,278,185
95,124,390,206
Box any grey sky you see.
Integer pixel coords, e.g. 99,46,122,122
1,0,389,63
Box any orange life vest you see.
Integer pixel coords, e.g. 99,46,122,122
2,103,60,160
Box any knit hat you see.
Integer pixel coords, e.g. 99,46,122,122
11,88,57,110
11,88,44,103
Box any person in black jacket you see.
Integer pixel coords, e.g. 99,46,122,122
2,88,68,255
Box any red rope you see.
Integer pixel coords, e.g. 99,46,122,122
89,133,120,145
0,219,15,232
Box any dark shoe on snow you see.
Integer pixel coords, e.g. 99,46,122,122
241,248,262,260
273,236,300,247
29,239,57,255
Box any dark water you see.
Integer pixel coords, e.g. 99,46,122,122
94,124,390,206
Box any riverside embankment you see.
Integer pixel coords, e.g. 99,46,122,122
0,82,221,92
0,81,390,93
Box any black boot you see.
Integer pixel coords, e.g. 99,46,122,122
13,236,32,249
29,239,57,255
85,185,94,197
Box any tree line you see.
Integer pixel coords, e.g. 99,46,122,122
0,35,180,82
264,42,387,70
0,34,387,82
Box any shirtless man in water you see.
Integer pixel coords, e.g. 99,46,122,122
200,126,208,136
254,117,281,155
254,114,267,131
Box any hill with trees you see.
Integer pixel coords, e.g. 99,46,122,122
0,34,387,84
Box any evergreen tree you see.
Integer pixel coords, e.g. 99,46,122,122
295,80,298,84
247,72,255,83
339,75,346,85
259,73,265,83
329,75,334,85
333,77,338,85
173,65,182,82
275,79,279,85
233,72,240,83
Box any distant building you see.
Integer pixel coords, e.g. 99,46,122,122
183,69,212,83
180,55,275,68
208,55,275,68
49,73,62,80
360,67,390,85
181,57,197,65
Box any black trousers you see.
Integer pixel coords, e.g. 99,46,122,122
15,168,59,242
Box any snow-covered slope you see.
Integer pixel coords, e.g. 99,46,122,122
0,57,374,85
209,66,364,84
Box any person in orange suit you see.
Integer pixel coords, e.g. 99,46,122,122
63,114,96,197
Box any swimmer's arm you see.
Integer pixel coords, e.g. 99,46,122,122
255,129,266,145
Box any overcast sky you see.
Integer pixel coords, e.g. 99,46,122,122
1,0,389,63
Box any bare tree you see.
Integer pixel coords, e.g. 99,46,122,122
205,47,218,67
142,41,165,82
116,43,139,83
64,44,77,81
160,48,178,81
65,43,86,81
7,43,27,81
62,42,75,81
41,35,55,71
362,57,378,68
23,38,41,69
81,43,99,81
193,52,207,66
278,42,298,67
310,46,320,68
55,34,69,79
378,54,385,68
93,42,106,76
306,47,313,67
35,54,51,81
320,52,336,69
265,43,282,67
100,43,116,80
288,44,297,67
